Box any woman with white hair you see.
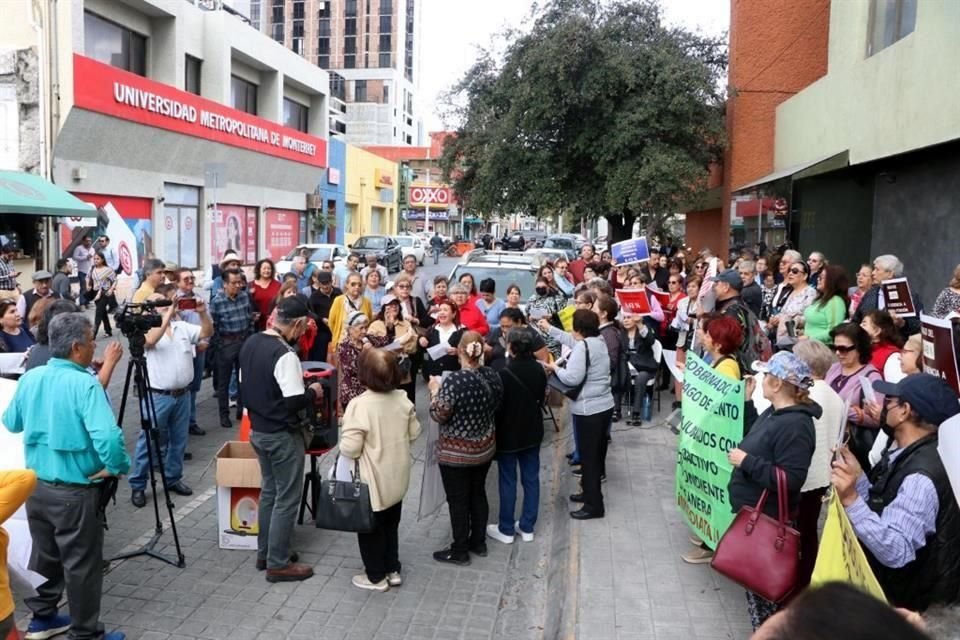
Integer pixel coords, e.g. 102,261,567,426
336,311,389,413
851,254,922,339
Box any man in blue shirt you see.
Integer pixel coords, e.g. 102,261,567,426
3,312,130,640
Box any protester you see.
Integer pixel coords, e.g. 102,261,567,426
360,255,388,284
486,329,547,546
16,270,61,325
238,297,322,583
504,284,522,310
848,263,873,318
169,269,208,436
400,254,429,306
333,252,361,288
420,300,465,377
596,295,626,423
826,322,884,471
0,299,34,353
250,259,281,331
790,339,845,588
852,254,922,338
862,310,906,378
670,276,701,408
307,271,341,362
831,374,960,611
131,258,165,304
568,244,596,284
0,470,37,638
210,267,254,429
0,245,20,296
712,269,755,369
327,272,372,357
448,283,488,336
428,276,449,314
458,273,479,302
129,285,212,508
288,255,316,292
88,251,117,338
806,251,827,287
484,307,549,372
554,258,576,297
769,260,816,348
800,264,849,344
429,332,503,564
3,312,131,640
367,296,418,403
51,258,73,302
646,253,669,290
931,264,960,318
739,260,763,317
340,348,421,592
363,268,387,316
621,313,657,426
541,310,614,520
336,311,390,413
475,278,506,326
726,351,818,629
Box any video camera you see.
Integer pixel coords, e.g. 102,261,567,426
113,300,172,335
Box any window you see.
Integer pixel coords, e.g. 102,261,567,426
354,80,367,102
271,23,284,42
84,12,146,76
185,55,201,94
380,15,392,32
283,98,309,132
867,0,917,56
346,0,358,16
379,52,391,68
380,0,393,14
382,84,389,104
318,19,331,36
330,73,346,100
344,37,357,54
345,18,357,35
344,55,356,69
317,37,330,54
335,121,347,134
379,34,391,50
318,55,330,68
293,0,305,19
231,75,258,115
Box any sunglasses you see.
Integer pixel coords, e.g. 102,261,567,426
396,284,411,289
788,267,805,275
832,344,856,354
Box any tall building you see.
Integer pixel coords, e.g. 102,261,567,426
257,0,422,146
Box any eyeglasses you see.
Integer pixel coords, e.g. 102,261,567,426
788,267,805,275
832,344,856,354
668,280,681,285
396,284,411,289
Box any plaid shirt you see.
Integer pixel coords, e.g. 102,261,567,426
0,257,17,290
210,289,254,337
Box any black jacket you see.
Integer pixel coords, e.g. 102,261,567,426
623,326,657,373
741,282,763,318
728,402,820,518
495,358,547,453
852,284,922,339
422,326,464,376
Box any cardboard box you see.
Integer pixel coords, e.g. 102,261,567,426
215,441,262,550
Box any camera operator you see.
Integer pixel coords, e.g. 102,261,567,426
2,312,130,640
174,268,210,436
210,267,254,430
128,285,212,508
239,296,322,583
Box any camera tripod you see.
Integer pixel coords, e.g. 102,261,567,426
109,327,186,568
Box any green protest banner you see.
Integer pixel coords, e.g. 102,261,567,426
675,352,744,549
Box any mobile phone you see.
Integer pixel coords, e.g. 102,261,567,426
177,298,197,310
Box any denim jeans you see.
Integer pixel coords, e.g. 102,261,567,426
250,429,305,569
189,351,205,427
129,392,190,490
496,447,540,535
570,415,582,464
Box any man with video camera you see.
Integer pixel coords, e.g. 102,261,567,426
239,296,322,583
129,284,212,508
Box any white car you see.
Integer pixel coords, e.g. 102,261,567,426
525,247,571,263
393,235,426,266
275,244,349,276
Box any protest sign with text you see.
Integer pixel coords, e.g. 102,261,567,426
937,414,960,505
920,313,960,395
675,352,744,549
615,288,652,316
811,492,886,600
611,237,650,265
881,277,917,318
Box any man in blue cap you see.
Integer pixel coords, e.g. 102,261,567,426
831,374,960,611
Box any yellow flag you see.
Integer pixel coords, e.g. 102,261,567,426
810,492,886,600
558,305,575,332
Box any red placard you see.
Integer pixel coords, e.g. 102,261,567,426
648,288,670,308
615,288,652,316
264,209,301,260
72,54,327,168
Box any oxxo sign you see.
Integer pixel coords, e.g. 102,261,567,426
408,186,451,207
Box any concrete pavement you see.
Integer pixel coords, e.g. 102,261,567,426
9,256,751,639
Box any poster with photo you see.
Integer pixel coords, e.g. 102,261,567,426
210,205,253,265
60,194,153,277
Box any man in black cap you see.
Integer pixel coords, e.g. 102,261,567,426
307,271,341,362
831,374,960,611
16,270,61,325
239,296,322,583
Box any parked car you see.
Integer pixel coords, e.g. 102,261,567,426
393,235,426,266
542,235,579,261
448,249,547,303
349,235,403,272
498,231,528,251
276,244,349,277
524,230,548,248
525,247,571,264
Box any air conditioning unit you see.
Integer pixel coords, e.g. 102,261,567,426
306,193,321,209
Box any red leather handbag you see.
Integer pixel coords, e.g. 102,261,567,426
710,467,800,603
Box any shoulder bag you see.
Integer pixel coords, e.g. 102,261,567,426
315,456,375,533
547,341,591,400
710,467,800,603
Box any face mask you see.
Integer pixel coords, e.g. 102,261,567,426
535,286,548,296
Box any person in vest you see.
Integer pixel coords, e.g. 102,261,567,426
238,296,323,583
831,374,960,611
15,271,61,330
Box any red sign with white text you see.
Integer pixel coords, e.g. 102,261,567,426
615,288,653,317
72,54,327,168
408,185,451,207
264,209,302,260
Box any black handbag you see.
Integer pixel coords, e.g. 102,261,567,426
547,341,591,400
315,457,376,533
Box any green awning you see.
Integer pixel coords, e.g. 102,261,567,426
0,171,97,217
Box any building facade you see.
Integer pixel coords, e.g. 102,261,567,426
256,0,422,146
344,144,398,246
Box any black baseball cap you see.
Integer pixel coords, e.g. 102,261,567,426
316,271,333,284
874,374,960,426
276,295,315,321
715,268,744,291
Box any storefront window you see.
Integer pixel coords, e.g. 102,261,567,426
84,12,146,76
162,184,200,268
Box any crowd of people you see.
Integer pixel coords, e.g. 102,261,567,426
2,234,960,637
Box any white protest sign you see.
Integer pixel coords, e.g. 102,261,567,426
938,413,960,504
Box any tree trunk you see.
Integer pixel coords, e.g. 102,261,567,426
604,210,636,243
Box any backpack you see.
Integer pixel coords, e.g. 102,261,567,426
724,300,772,375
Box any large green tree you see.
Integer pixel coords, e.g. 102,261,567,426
440,0,726,243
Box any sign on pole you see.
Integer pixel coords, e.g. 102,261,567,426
675,352,744,548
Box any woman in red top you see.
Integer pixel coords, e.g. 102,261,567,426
860,310,904,378
659,274,687,350
448,283,488,336
249,258,280,331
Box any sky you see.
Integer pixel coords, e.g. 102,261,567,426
417,0,730,132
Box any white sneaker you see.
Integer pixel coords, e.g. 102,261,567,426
228,398,238,408
387,571,402,587
515,521,534,543
486,524,514,545
352,574,389,592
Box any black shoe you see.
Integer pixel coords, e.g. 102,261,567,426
433,548,470,566
571,468,582,478
184,452,193,461
189,424,206,436
167,481,193,496
131,490,146,508
569,493,585,503
469,543,488,557
570,508,604,520
256,551,299,571
220,418,233,429
611,412,621,423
